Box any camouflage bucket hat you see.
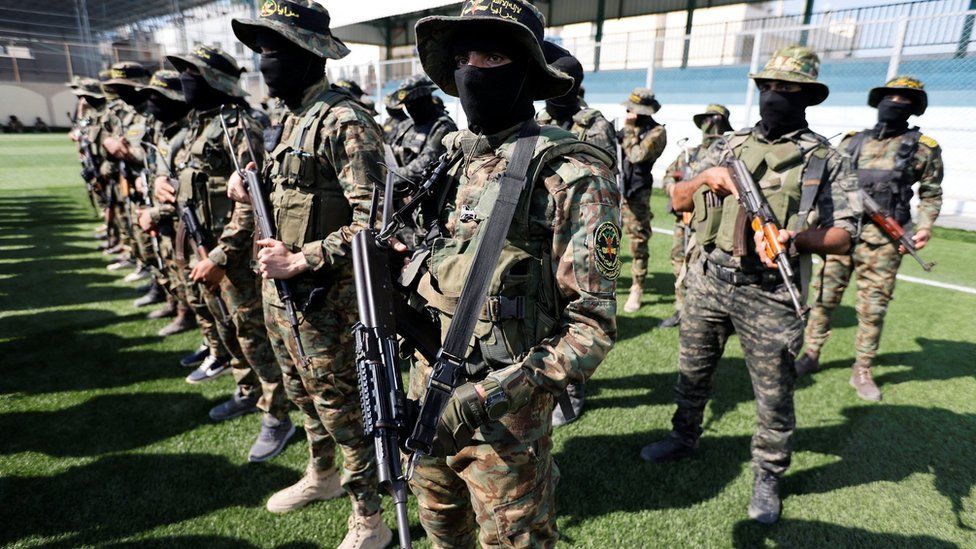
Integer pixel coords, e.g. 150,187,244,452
167,45,246,97
868,75,927,115
65,75,81,90
622,88,661,115
71,77,104,99
102,61,151,90
749,45,829,105
139,69,185,102
415,0,574,100
390,74,437,107
333,79,366,99
384,91,404,111
692,104,732,131
232,0,350,61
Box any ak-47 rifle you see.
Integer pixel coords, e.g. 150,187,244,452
717,137,808,318
860,191,934,271
217,105,310,366
139,123,165,272
146,142,232,322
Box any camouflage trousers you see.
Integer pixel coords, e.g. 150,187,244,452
804,238,902,363
263,274,381,516
157,229,183,303
408,358,559,548
621,188,653,286
197,254,288,419
178,264,228,358
672,261,803,477
670,220,688,312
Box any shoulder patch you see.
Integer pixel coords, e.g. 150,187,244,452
919,135,939,149
594,221,621,280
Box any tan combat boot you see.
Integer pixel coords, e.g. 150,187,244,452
850,359,882,402
266,464,343,513
623,283,643,313
337,510,393,549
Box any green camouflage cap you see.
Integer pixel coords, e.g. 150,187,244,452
868,75,927,115
167,45,246,97
232,0,350,60
102,61,151,90
390,74,436,107
71,77,104,99
749,45,829,105
622,87,661,115
415,0,573,100
692,104,732,131
139,69,185,102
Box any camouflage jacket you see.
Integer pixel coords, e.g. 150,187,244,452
148,118,189,224
690,126,861,274
841,126,943,242
661,142,706,220
393,111,457,182
412,122,619,436
620,122,667,194
173,106,263,267
95,99,129,174
262,78,384,277
536,106,617,156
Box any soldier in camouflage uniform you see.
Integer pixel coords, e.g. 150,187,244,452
155,46,294,463
534,42,617,427
382,91,412,144
68,78,109,216
389,75,457,182
658,104,733,328
400,2,619,545
231,4,389,546
797,76,943,401
640,46,861,524
334,79,379,117
619,87,667,312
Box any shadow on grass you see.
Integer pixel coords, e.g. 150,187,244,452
0,453,300,547
0,392,216,457
732,518,956,548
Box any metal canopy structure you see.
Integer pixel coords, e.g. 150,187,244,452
331,0,777,53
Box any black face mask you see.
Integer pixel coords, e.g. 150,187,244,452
260,50,324,106
545,56,583,122
405,97,438,124
145,92,188,124
180,72,228,111
758,89,809,139
455,62,534,135
85,96,105,109
876,97,913,134
116,87,144,108
635,114,657,127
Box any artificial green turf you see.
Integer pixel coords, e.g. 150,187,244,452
1,134,974,548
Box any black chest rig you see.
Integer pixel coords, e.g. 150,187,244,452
846,128,921,226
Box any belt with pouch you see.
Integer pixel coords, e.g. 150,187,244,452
704,259,790,291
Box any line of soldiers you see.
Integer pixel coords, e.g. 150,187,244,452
64,0,942,543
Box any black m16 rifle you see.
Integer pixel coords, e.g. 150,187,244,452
217,105,310,366
860,191,934,271
718,137,808,318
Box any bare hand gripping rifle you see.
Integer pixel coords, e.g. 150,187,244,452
217,105,310,366
860,191,934,271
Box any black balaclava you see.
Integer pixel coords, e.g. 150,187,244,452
115,86,144,108
180,71,230,111
453,33,535,135
387,107,407,121
875,97,913,137
144,91,189,124
757,87,811,140
634,113,657,127
255,31,324,108
544,55,583,123
84,96,105,109
405,96,438,124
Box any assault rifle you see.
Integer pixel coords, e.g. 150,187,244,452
77,125,103,214
139,124,165,272
218,105,309,366
718,137,808,318
860,191,934,271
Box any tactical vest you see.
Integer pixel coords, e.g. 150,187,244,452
846,128,920,226
395,115,453,167
694,130,829,269
416,127,614,376
175,111,238,233
263,90,354,252
621,123,661,194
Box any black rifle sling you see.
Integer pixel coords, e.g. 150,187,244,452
441,121,541,361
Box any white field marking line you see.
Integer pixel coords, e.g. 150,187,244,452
649,226,976,295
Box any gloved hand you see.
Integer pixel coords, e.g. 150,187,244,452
430,381,491,458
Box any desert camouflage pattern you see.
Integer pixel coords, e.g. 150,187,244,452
407,123,618,544
804,129,943,363
260,76,383,516
661,145,702,311
536,106,617,155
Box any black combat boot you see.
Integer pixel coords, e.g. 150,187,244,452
748,471,782,524
794,350,820,377
639,434,699,463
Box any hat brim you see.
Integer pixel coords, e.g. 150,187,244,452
102,78,143,90
231,17,350,61
137,84,184,102
415,16,573,100
693,112,732,131
622,100,660,116
868,86,927,115
750,71,829,105
72,88,104,99
167,54,246,98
